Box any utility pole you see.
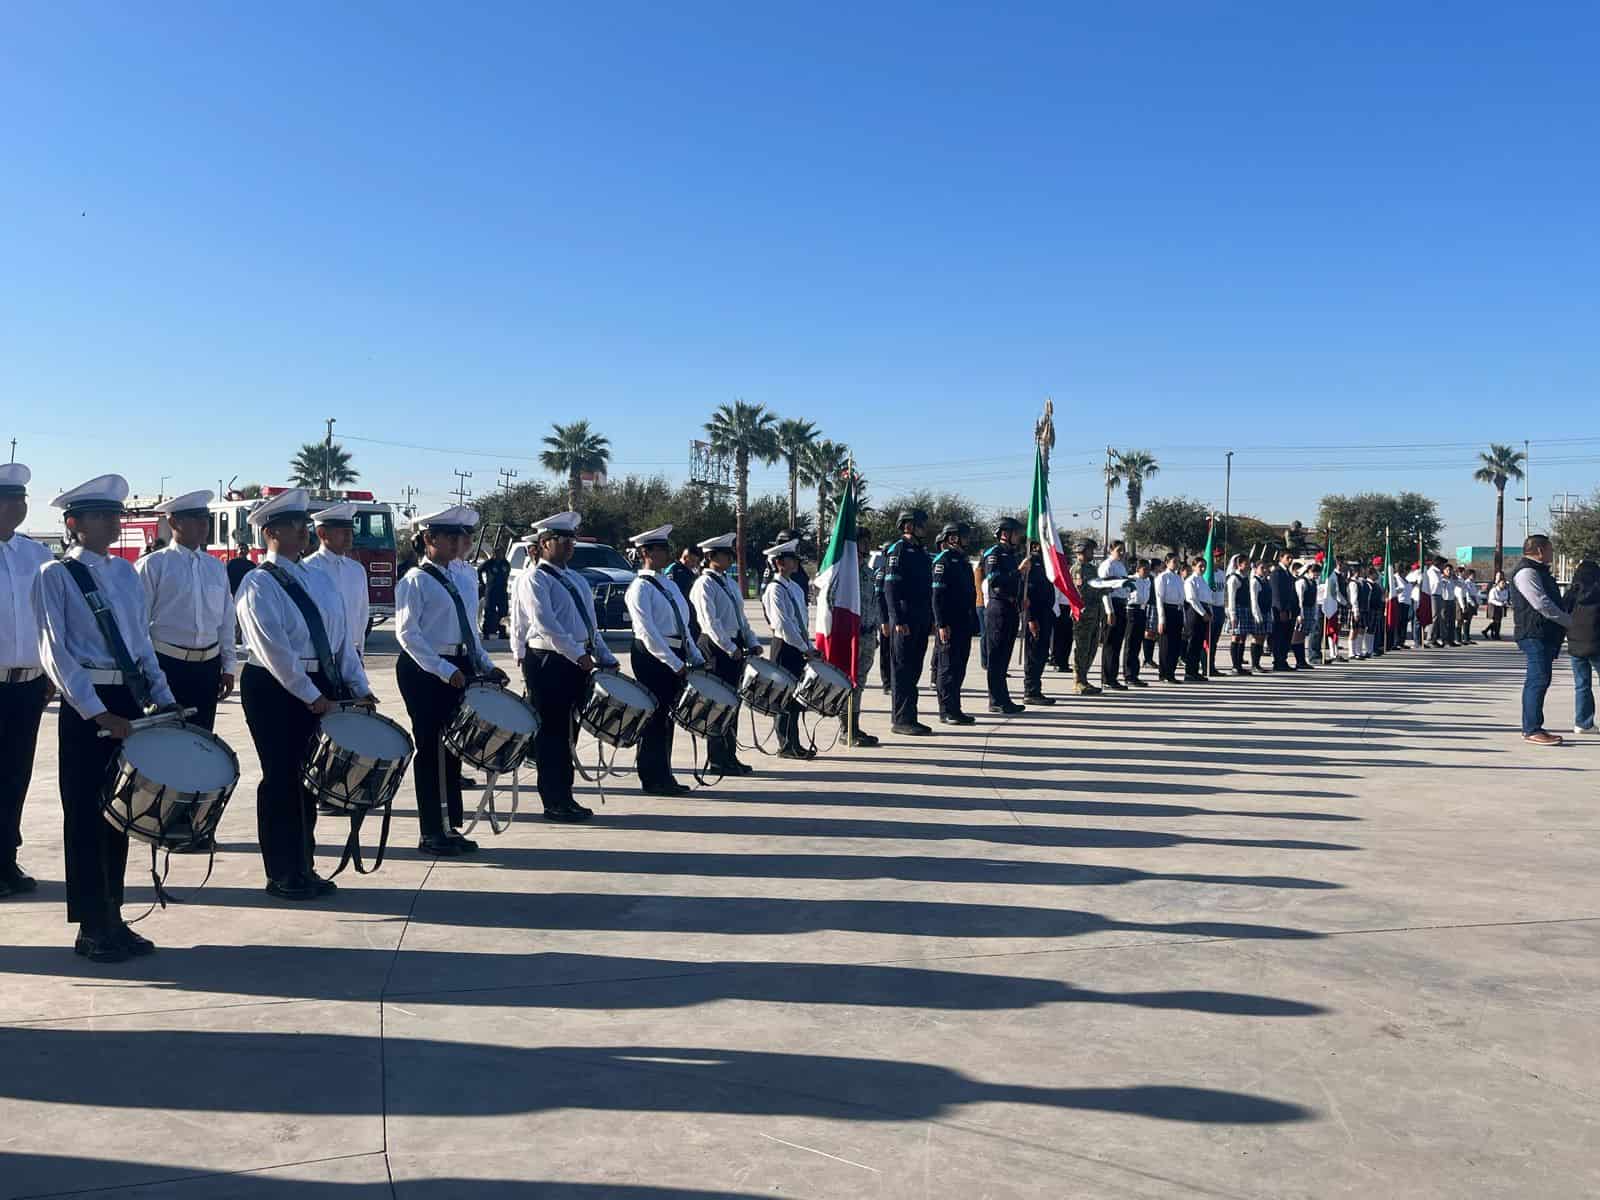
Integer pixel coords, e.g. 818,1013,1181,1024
498,467,518,496
452,469,473,505
158,475,171,502
1523,438,1531,540
1102,444,1113,549
323,417,337,497
1223,450,1233,561
400,484,418,518
7,438,15,464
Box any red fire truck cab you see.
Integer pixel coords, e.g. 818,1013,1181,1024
120,488,399,626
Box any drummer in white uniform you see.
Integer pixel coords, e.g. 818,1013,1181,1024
0,463,55,901
624,524,706,797
510,510,618,823
305,502,370,662
395,505,507,857
235,488,376,902
34,474,177,963
763,539,817,760
690,532,757,776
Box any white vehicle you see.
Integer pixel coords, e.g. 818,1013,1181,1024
507,536,635,634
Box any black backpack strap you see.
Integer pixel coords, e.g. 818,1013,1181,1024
257,561,347,700
60,558,153,710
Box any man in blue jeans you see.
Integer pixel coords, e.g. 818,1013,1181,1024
1510,534,1571,746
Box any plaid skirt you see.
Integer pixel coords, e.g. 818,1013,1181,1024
1225,609,1257,636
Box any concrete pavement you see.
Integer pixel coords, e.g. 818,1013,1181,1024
1,638,1596,1198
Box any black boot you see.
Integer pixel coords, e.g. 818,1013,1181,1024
1293,643,1312,669
1230,642,1248,675
1249,643,1263,672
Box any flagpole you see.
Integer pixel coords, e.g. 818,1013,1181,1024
846,457,855,754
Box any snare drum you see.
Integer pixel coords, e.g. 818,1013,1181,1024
794,658,852,718
671,668,741,739
577,670,658,748
444,682,540,773
102,723,241,849
739,656,798,717
303,709,415,812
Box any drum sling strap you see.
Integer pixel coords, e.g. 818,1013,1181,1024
644,574,722,787
257,562,391,878
420,563,480,671
60,558,154,711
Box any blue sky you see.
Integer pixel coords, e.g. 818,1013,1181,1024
3,2,1597,549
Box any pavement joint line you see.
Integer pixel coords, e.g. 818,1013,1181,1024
5,1150,388,1200
375,853,441,1196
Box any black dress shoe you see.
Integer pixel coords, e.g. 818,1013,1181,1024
74,929,130,963
1023,694,1057,706
777,746,813,759
543,807,587,824
418,835,463,857
460,776,482,789
308,870,339,895
1127,679,1150,688
845,732,880,747
265,876,319,901
1183,673,1208,682
115,924,156,956
448,831,480,852
170,835,215,855
891,723,931,736
947,712,977,725
1,863,37,893
1105,682,1128,691
988,701,1026,714
317,800,342,815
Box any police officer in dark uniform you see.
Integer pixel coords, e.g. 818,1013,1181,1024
881,509,933,734
476,541,512,640
1021,540,1057,705
1070,539,1104,695
1049,588,1074,673
981,518,1026,715
871,536,894,694
663,542,703,643
931,522,977,725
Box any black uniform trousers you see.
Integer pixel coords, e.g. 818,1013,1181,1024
241,664,322,885
984,602,1019,706
396,651,470,839
59,684,141,930
522,650,584,811
771,640,809,752
933,628,973,716
1049,607,1074,672
1072,606,1104,687
890,624,931,726
0,675,49,865
1269,613,1294,670
698,636,746,766
1123,606,1147,682
481,591,509,640
156,652,223,732
1432,599,1454,645
1183,607,1210,677
1102,604,1127,686
1157,605,1185,679
876,626,893,693
1022,611,1051,696
632,644,687,787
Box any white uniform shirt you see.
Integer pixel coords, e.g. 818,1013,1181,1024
303,548,369,661
1249,574,1267,624
763,576,811,652
235,552,371,705
626,568,704,673
1183,573,1210,617
1155,569,1185,608
0,532,52,669
1489,582,1510,607
692,568,757,656
395,563,495,682
511,561,618,667
1130,575,1151,607
1425,565,1443,596
1097,557,1128,614
134,542,238,673
449,559,480,619
33,547,176,719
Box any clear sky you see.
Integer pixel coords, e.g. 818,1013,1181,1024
4,2,1597,549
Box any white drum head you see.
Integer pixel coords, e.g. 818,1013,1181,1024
464,684,538,735
807,659,851,689
323,711,411,761
595,671,655,710
688,670,739,707
746,658,796,687
123,725,237,792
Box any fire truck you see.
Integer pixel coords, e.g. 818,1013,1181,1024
119,488,399,625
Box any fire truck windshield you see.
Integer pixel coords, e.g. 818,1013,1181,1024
354,509,393,550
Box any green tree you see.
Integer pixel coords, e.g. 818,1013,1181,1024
236,482,264,499
1124,496,1211,558
1553,490,1600,562
539,420,612,511
1106,449,1160,555
801,438,853,543
705,400,780,595
288,442,358,494
1473,443,1527,577
1316,491,1442,564
775,418,820,529
863,490,984,549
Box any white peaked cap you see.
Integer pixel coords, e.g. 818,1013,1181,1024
155,489,214,515
52,474,130,514
248,488,313,529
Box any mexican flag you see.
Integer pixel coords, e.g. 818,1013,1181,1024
812,472,861,682
1318,527,1339,617
1026,444,1084,619
1381,526,1396,634
1201,515,1216,588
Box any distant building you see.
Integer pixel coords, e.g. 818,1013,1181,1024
1455,545,1502,577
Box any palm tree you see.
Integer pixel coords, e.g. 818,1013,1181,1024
1106,449,1160,556
801,438,852,541
288,442,358,495
775,418,820,529
540,420,612,511
705,400,779,595
1473,442,1527,576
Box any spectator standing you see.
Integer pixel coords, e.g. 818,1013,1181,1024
1511,534,1571,746
1563,559,1600,736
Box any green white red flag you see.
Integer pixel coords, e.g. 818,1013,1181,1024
1026,444,1084,619
812,472,861,682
